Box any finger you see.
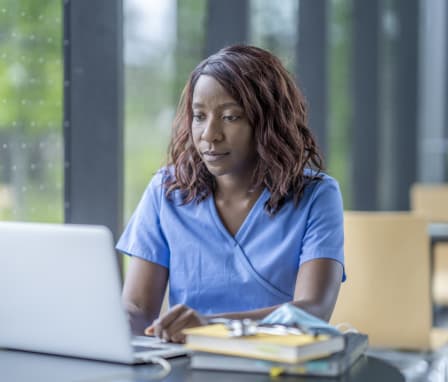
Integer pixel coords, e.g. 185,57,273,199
163,308,199,338
153,305,188,338
157,304,187,328
144,325,155,336
170,332,186,344
162,330,171,342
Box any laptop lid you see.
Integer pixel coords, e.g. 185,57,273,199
0,222,185,363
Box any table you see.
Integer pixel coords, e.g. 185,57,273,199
0,349,404,382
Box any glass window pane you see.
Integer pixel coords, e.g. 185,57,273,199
328,0,352,208
0,1,63,222
249,0,298,72
123,0,206,221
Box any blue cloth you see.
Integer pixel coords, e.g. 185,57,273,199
261,303,341,336
116,167,345,315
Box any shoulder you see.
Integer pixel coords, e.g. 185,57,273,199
289,170,343,217
145,165,193,207
143,166,174,194
137,167,171,209
302,169,341,200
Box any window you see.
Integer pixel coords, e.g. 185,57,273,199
123,0,206,220
0,1,63,222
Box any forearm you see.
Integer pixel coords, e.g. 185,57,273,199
124,301,158,335
206,304,280,322
205,299,331,323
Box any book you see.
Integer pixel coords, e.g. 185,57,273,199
183,324,345,364
190,332,368,377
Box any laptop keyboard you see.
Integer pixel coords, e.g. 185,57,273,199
131,336,181,351
133,345,168,352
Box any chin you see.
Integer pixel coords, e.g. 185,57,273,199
203,163,230,177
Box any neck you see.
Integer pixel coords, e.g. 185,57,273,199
214,174,262,201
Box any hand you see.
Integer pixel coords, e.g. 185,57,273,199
144,304,208,343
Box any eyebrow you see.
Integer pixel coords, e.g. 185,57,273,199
192,101,242,109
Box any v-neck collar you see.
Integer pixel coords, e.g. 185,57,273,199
208,188,269,244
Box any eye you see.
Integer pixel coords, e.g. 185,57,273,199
223,115,240,122
192,113,205,122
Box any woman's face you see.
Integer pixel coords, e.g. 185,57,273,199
191,75,257,180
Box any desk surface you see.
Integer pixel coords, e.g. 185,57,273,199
1,349,404,382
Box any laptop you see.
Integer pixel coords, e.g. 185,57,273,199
0,221,189,364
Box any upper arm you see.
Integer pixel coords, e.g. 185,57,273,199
122,256,168,320
299,177,345,280
293,258,343,321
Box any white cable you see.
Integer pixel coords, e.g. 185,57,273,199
144,356,172,380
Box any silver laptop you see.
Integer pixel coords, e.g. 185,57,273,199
0,221,189,364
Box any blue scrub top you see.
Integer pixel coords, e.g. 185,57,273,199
116,168,345,315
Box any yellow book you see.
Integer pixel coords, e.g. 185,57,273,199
183,324,345,364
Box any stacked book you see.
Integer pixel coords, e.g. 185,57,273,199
183,324,368,377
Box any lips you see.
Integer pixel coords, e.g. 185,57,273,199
202,151,230,162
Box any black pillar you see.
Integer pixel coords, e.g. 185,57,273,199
352,0,380,210
445,0,448,181
296,0,329,160
390,0,419,209
63,0,123,241
204,0,249,57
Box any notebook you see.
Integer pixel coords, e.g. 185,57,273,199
0,221,189,364
190,332,368,377
183,323,345,364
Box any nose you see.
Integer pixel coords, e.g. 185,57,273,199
201,117,223,142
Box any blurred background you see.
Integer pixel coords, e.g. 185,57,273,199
0,0,446,238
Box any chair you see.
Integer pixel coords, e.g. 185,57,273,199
410,184,448,305
410,184,448,222
330,211,448,350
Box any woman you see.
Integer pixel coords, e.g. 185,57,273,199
117,45,345,343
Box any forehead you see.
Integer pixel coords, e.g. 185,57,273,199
192,75,236,105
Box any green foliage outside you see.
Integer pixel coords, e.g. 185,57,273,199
0,0,63,222
123,0,206,222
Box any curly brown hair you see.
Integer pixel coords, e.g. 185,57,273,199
164,45,324,215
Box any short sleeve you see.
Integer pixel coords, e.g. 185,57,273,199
115,170,170,268
299,177,346,281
